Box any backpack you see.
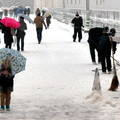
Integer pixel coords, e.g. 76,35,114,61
11,28,17,36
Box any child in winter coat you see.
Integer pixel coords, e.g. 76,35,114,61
0,59,14,111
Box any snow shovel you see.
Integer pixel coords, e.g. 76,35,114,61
109,37,119,91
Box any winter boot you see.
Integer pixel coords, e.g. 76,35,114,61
0,105,4,111
6,105,10,111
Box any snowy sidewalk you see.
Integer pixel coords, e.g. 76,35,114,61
0,16,120,120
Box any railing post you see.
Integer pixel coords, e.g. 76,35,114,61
84,0,90,32
62,0,65,22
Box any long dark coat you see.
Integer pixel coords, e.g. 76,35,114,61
0,65,14,93
2,26,13,45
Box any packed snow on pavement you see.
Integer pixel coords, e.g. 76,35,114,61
0,14,120,120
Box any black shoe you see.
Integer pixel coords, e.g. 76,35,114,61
6,105,10,111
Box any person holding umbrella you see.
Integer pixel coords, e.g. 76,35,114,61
46,15,51,29
0,17,21,49
16,16,27,51
34,13,47,44
0,58,14,111
0,47,26,111
1,23,13,49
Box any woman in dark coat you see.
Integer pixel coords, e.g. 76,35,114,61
1,25,13,49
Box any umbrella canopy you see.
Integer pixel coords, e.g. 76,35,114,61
0,48,26,75
18,13,34,24
43,11,51,18
0,17,21,28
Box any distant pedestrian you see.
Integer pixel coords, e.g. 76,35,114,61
46,15,51,28
35,8,41,16
71,12,84,42
1,24,13,49
34,13,47,44
16,16,27,51
0,59,14,111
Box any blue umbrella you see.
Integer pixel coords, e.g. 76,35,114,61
18,13,34,24
0,48,26,75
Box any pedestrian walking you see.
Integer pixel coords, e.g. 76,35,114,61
98,28,117,73
71,12,84,42
35,8,41,16
87,27,103,64
34,13,47,44
16,16,27,51
46,15,51,28
1,25,13,49
0,59,14,111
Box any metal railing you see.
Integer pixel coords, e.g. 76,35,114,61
52,8,120,34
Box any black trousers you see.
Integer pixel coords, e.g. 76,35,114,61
5,43,12,49
73,27,82,41
89,43,101,63
36,27,43,43
17,36,25,51
100,51,111,72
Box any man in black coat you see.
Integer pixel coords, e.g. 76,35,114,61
71,12,84,42
87,27,103,64
98,28,117,73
